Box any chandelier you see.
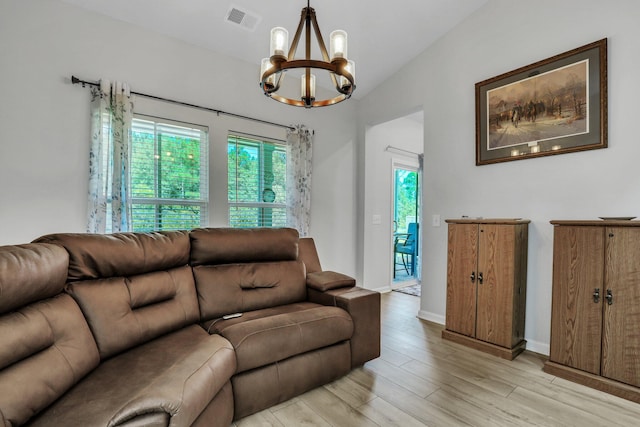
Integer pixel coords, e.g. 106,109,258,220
259,0,356,108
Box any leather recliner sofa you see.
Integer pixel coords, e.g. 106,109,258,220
0,227,380,426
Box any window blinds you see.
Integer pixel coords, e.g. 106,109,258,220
130,116,209,231
227,134,287,228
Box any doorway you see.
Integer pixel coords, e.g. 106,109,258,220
391,160,420,288
361,110,423,293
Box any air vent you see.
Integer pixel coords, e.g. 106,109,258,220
227,8,245,24
225,5,261,31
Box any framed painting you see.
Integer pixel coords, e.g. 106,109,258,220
475,39,607,165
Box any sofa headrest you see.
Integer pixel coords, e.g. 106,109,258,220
0,243,69,313
33,231,190,281
189,228,299,266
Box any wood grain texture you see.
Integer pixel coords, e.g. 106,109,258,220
602,227,640,387
549,226,604,374
547,222,640,403
445,223,477,337
476,224,515,347
441,329,525,360
236,292,640,426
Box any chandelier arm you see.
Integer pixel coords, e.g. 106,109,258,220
329,72,339,91
303,8,312,106
310,11,331,62
287,9,307,61
305,9,312,60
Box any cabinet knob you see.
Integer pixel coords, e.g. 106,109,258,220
605,289,613,305
478,272,484,284
593,288,600,303
470,271,476,283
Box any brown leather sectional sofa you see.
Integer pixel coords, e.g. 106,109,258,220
0,228,380,426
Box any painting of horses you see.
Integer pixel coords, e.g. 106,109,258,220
475,39,607,165
487,60,588,150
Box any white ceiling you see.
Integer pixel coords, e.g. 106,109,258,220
60,0,487,99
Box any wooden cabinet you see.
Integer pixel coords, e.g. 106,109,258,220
442,219,529,360
544,220,640,403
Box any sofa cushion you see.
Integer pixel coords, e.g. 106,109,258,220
0,243,68,313
232,342,351,420
0,294,100,427
27,325,236,427
0,243,99,427
189,227,299,266
34,231,190,281
207,303,353,372
66,265,200,360
194,260,307,320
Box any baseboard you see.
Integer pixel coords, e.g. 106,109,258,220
524,339,549,356
402,301,550,357
417,310,445,325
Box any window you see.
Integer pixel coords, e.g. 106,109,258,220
130,116,209,231
228,134,286,228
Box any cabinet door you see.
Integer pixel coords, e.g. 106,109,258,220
549,226,604,374
446,223,478,337
602,227,640,387
476,224,514,347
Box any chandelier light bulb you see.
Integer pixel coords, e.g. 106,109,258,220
270,27,289,58
340,60,355,91
260,58,277,91
259,58,284,90
301,73,316,100
330,30,347,61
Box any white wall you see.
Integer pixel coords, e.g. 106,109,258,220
0,0,358,276
358,0,640,354
363,116,423,292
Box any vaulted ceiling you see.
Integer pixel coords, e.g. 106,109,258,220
61,0,487,99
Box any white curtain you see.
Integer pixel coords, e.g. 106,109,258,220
86,79,133,233
286,125,313,236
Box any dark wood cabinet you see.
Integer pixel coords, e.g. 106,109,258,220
442,219,529,360
544,220,640,403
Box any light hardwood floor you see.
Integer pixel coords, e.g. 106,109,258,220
234,291,640,426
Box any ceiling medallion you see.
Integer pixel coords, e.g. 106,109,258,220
259,0,355,108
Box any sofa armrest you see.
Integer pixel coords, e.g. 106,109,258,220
306,271,355,291
308,287,380,368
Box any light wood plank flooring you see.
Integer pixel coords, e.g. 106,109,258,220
234,291,640,426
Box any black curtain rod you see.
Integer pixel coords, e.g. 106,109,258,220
70,75,294,131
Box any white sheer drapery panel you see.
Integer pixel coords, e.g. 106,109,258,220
86,79,133,233
285,125,313,237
